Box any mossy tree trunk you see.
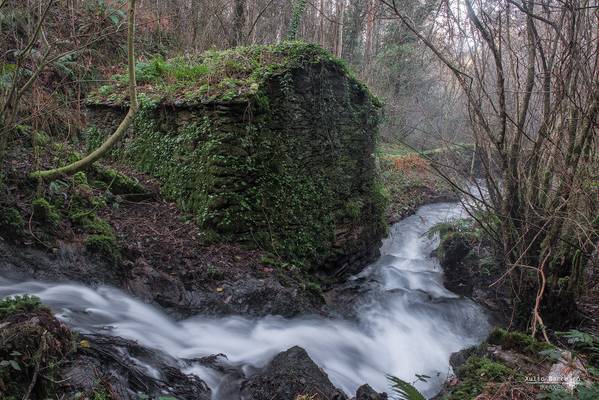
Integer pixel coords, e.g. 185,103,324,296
29,0,138,181
231,0,247,46
287,0,306,40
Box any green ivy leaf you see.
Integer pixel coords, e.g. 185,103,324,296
9,360,21,371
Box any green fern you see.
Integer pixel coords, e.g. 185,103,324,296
386,375,426,400
556,330,599,350
556,330,599,366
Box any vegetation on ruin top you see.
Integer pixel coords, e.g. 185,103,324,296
87,41,379,107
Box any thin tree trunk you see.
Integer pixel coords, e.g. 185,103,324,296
335,0,345,57
363,0,375,75
319,0,325,46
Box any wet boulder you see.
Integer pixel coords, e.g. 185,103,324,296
62,334,211,400
355,384,388,400
437,232,475,296
240,346,347,400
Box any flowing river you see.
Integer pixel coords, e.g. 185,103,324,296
0,201,490,398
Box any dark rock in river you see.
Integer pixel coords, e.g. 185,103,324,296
355,384,388,400
63,334,211,400
436,228,512,324
449,345,484,370
241,346,348,400
437,232,475,297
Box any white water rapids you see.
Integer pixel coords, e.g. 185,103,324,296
0,202,490,398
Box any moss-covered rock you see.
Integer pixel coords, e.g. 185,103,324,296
72,210,120,261
30,176,122,260
0,206,24,238
31,197,60,225
437,229,477,297
487,328,554,356
90,164,149,198
86,42,385,275
445,356,516,399
84,233,120,260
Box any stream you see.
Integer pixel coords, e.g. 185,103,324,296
0,202,490,399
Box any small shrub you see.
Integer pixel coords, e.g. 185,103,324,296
393,154,430,172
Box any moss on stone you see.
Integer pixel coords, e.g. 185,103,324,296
54,182,121,260
487,328,554,356
84,233,120,259
91,164,147,196
0,206,24,237
32,197,60,225
72,171,88,186
70,209,120,260
82,216,114,236
445,356,516,400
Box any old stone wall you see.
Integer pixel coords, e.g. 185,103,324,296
86,43,386,276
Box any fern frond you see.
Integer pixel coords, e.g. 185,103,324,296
386,375,426,400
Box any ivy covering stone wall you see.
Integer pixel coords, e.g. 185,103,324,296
86,42,386,276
